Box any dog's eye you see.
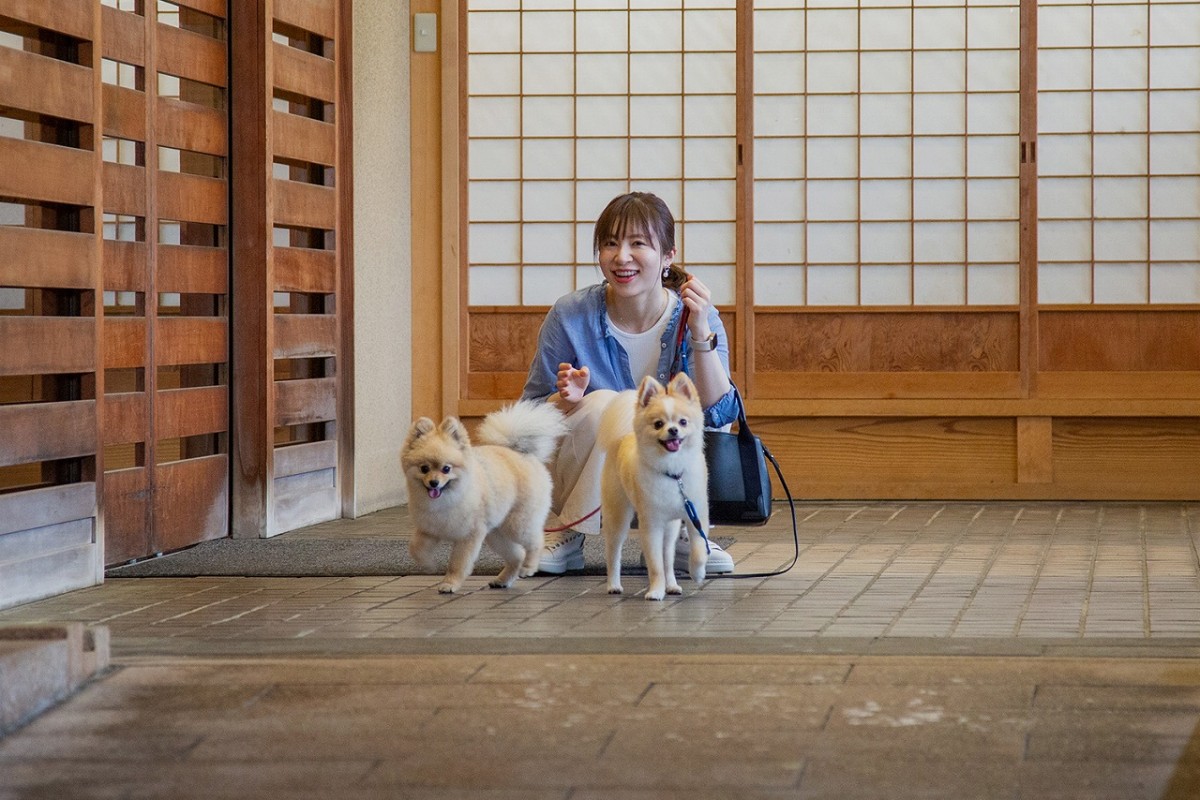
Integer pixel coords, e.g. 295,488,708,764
654,420,665,430
440,465,451,474
678,418,688,427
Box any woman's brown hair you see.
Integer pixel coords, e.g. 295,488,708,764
593,192,688,291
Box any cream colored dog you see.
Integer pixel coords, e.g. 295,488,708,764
599,373,709,600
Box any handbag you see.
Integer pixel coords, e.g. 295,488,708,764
674,308,773,525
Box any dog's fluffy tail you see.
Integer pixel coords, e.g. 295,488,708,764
476,401,567,463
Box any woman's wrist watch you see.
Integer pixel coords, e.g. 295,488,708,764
689,332,717,352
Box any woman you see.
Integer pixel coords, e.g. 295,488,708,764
520,192,739,575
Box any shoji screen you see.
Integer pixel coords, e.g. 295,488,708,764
465,0,740,396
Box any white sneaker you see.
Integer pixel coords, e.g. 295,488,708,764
539,529,586,574
676,531,734,574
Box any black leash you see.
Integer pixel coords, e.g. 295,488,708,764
708,443,800,580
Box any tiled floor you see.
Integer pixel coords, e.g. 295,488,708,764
2,502,1200,798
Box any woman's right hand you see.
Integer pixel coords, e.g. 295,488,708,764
556,362,590,404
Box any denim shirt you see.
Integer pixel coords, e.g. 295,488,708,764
520,282,740,429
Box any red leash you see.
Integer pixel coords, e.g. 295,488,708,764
544,506,600,533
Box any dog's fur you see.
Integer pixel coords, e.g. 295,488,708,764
401,401,565,593
599,373,709,600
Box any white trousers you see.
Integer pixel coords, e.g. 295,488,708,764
546,389,620,535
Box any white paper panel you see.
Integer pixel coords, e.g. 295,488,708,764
914,94,966,136
861,95,912,136
1151,134,1200,175
470,223,521,264
576,221,597,264
806,96,858,136
1038,6,1092,49
807,265,858,305
755,96,805,136
861,264,912,304
521,138,573,179
1151,4,1200,47
861,138,912,178
915,179,965,220
684,95,736,136
967,7,1018,49
685,52,735,94
754,181,805,221
1095,220,1148,261
468,12,520,53
1039,220,1093,262
968,178,1019,220
629,53,681,94
755,137,806,178
1094,263,1148,303
967,50,1019,93
1038,178,1092,219
684,137,736,179
1151,90,1200,131
576,139,627,178
683,222,735,264
913,222,966,263
576,10,627,50
1038,263,1092,304
968,264,1018,305
968,221,1018,262
631,138,682,179
754,10,804,52
575,265,604,289
807,52,858,94
1038,134,1092,177
470,181,521,221
576,96,627,137
522,11,573,52
470,97,520,137
914,137,965,178
523,181,574,221
470,54,520,95
470,139,521,180
1039,92,1091,133
523,222,574,263
522,266,575,305
754,53,805,94
754,265,805,306
686,264,734,305
860,52,912,93
1150,176,1200,218
523,55,574,95
469,266,520,305
1095,91,1148,133
807,138,858,179
1094,134,1148,175
861,224,912,265
1151,47,1200,91
684,179,736,220
1096,48,1148,91
1094,177,1147,219
807,222,858,264
913,51,965,93
636,181,681,214
861,8,911,50
914,264,966,305
755,222,804,263
629,97,682,137
968,93,1019,135
1151,220,1200,261
861,179,912,220
1095,5,1148,48
1150,263,1200,303
630,10,680,51
807,181,858,221
577,54,628,94
807,9,858,51
1039,50,1092,91
914,8,966,50
683,9,735,51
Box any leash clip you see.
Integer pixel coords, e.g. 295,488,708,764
668,473,710,554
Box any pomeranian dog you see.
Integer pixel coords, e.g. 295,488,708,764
401,401,566,593
599,372,709,600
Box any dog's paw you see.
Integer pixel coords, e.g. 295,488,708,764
488,578,514,589
436,582,459,594
518,567,537,578
607,584,623,595
666,584,683,595
645,589,665,601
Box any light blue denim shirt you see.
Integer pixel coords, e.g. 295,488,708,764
520,282,740,429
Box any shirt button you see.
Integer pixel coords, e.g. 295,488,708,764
658,374,665,380
660,342,666,349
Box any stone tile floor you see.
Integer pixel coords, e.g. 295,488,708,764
2,501,1200,798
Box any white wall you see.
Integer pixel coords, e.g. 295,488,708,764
351,0,411,514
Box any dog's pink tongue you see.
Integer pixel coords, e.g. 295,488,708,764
428,486,441,499
664,439,681,452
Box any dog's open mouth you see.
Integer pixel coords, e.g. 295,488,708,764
661,438,682,452
427,486,442,499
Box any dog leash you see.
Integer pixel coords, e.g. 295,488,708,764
667,472,710,554
543,506,600,533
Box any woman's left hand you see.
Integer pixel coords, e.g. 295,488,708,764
680,274,713,340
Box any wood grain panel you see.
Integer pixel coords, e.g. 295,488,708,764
273,178,335,230
0,482,96,538
1,0,94,41
273,469,336,532
102,466,149,565
275,0,336,39
0,137,94,206
0,228,94,289
0,46,94,122
103,392,147,445
156,317,227,366
0,545,97,609
103,241,147,292
274,313,336,358
466,372,528,401
1017,416,1053,484
274,246,335,293
157,244,227,294
157,98,226,157
178,0,227,19
273,439,336,478
0,400,96,467
273,110,335,166
1037,371,1200,400
753,371,1021,400
100,4,145,67
469,312,544,372
1040,310,1200,372
103,317,147,369
272,41,335,103
103,85,147,142
755,312,1020,373
102,162,146,217
157,385,227,439
158,172,226,225
275,376,336,426
0,318,95,376
1053,418,1200,497
153,454,228,552
156,24,227,88
0,519,92,564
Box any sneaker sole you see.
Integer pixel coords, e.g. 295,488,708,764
538,553,586,574
676,553,735,575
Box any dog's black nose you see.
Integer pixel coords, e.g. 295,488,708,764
668,426,678,437
429,479,440,488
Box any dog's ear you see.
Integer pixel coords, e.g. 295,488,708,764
404,417,436,450
439,416,471,446
637,376,664,408
667,372,698,403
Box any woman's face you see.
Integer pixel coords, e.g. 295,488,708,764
597,226,675,301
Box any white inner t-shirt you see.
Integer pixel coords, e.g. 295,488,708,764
607,292,677,383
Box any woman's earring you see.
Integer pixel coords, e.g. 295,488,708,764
662,268,670,279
